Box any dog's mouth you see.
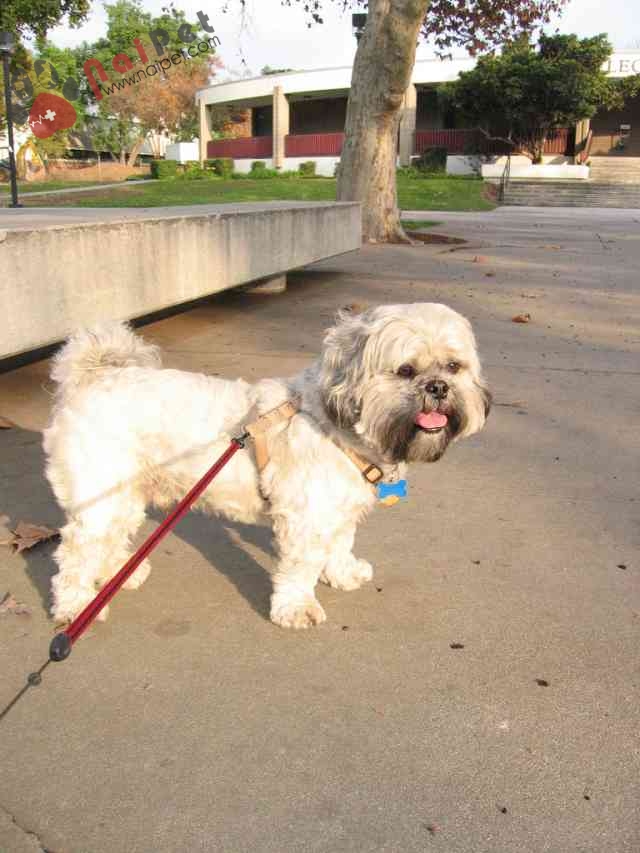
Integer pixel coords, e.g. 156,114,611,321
414,410,448,433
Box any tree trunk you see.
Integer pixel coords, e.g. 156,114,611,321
126,136,145,168
337,0,430,243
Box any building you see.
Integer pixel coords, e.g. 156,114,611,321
196,50,640,174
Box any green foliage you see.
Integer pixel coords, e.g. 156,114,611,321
298,160,317,177
249,160,281,178
207,157,234,178
31,129,69,171
182,160,203,178
150,158,178,179
412,147,447,173
90,115,138,162
0,0,90,39
396,166,422,179
440,33,615,162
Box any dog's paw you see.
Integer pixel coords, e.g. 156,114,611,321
320,557,373,591
122,559,152,590
270,593,327,629
51,590,109,624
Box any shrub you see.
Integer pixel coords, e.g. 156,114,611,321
396,166,422,179
150,159,178,179
207,157,234,178
183,160,203,176
412,147,447,174
298,160,317,177
249,163,280,178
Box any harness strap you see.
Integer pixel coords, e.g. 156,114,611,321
244,398,384,485
245,400,300,473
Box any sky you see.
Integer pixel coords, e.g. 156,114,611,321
46,0,640,79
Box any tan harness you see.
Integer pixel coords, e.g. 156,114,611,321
244,399,384,486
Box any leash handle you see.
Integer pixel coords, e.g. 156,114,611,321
49,435,248,662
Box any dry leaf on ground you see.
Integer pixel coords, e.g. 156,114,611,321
0,522,60,553
512,313,532,324
0,592,31,616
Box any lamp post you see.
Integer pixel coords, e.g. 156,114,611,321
352,13,367,43
0,30,21,208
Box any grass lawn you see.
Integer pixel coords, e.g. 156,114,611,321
400,219,442,230
17,175,494,212
0,179,129,194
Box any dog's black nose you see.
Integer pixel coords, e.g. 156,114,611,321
425,379,449,399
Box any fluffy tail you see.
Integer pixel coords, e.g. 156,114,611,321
50,323,161,397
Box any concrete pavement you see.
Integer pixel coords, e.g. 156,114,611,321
0,207,638,852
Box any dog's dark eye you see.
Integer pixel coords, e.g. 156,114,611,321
446,361,461,374
397,364,416,379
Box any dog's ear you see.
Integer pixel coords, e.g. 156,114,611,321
320,310,371,428
477,382,492,419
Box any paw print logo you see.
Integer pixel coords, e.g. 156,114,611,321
29,93,77,140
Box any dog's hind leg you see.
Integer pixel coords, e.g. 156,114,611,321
50,483,149,624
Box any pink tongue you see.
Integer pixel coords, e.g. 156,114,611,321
415,411,448,430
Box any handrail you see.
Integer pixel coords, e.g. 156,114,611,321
498,154,511,202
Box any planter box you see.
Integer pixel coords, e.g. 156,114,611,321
481,163,589,180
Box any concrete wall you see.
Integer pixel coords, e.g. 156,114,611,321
0,202,361,359
448,154,575,176
481,162,589,180
165,141,199,163
232,157,339,176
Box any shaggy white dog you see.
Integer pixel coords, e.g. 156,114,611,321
43,304,491,629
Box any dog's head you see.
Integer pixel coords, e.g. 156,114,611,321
319,303,491,463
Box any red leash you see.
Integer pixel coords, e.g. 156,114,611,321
49,434,248,662
0,434,249,722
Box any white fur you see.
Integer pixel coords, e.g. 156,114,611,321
44,305,489,629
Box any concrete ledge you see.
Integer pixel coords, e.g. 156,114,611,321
0,201,361,359
482,163,589,180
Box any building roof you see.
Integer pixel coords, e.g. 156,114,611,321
197,50,640,107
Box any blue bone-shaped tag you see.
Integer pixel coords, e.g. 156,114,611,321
376,479,408,506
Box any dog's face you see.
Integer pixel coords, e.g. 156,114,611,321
320,303,491,463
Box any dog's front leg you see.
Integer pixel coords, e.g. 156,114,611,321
269,517,331,629
320,524,373,591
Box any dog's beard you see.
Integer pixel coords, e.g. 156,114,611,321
354,383,466,463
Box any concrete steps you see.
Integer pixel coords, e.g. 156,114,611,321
499,179,640,208
588,157,640,184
